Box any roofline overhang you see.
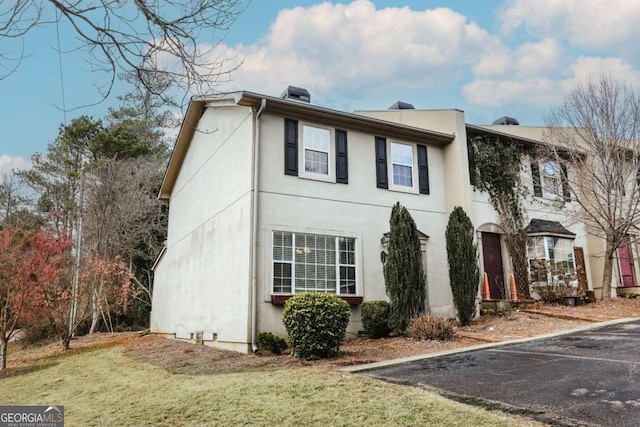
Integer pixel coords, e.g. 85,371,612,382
466,124,545,149
151,244,167,271
466,124,584,160
158,91,455,200
526,232,576,239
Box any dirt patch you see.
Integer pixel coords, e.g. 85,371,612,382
6,299,640,377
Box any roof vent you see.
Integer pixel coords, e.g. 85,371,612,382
492,116,519,125
280,86,310,103
388,101,415,110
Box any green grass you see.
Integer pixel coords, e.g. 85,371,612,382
0,346,543,426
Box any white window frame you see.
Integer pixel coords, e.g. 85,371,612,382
271,230,358,296
540,159,560,197
527,235,576,286
299,123,335,182
389,141,419,193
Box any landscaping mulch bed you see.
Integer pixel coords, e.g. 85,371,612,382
6,299,639,377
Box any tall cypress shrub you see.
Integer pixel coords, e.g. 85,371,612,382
384,202,426,331
445,206,480,326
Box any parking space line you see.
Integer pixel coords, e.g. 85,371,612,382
490,348,638,365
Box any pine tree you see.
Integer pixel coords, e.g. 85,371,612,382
384,202,426,331
445,206,480,326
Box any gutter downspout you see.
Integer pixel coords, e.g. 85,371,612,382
250,98,267,353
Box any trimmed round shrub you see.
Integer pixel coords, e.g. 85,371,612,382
361,300,391,338
281,292,351,360
409,315,456,341
256,332,288,354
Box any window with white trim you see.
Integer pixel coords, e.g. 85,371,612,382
541,160,560,196
527,236,576,286
391,142,414,187
303,125,330,175
272,231,357,295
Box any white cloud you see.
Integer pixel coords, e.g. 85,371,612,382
463,77,563,107
499,0,640,50
473,38,564,78
463,55,640,107
0,155,31,183
515,38,564,76
212,0,506,99
563,56,640,89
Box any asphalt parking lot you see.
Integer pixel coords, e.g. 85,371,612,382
360,319,640,427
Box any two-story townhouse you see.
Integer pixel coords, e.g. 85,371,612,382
152,88,619,353
151,89,464,353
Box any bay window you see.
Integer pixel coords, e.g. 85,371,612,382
527,236,576,286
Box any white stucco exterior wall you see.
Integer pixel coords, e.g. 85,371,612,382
151,105,255,352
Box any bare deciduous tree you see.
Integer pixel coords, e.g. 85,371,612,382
82,156,167,328
543,75,640,299
0,1,246,105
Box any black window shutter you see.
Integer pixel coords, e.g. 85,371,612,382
284,119,298,176
375,137,388,189
467,139,476,186
560,163,571,202
417,144,430,194
531,161,542,197
335,129,348,184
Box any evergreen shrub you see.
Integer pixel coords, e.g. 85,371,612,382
361,300,391,338
256,332,288,354
384,202,426,332
445,206,480,326
281,292,351,360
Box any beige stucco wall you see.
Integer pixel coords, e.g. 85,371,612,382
151,105,255,352
254,112,454,338
356,109,473,215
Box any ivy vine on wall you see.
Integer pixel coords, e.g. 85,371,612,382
468,133,531,299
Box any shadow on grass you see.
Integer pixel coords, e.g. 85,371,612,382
0,361,60,379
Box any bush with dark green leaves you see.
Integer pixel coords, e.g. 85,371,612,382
256,332,288,354
361,300,391,338
281,292,351,360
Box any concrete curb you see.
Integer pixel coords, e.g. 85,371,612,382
340,317,640,373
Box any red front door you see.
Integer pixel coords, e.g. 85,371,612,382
482,232,505,299
618,236,636,288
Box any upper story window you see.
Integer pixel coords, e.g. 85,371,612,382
375,136,429,194
391,142,414,187
541,160,560,196
303,125,330,175
531,158,571,202
284,118,348,184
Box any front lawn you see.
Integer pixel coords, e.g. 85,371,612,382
0,342,543,426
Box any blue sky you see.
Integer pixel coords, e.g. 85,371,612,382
2,0,640,177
